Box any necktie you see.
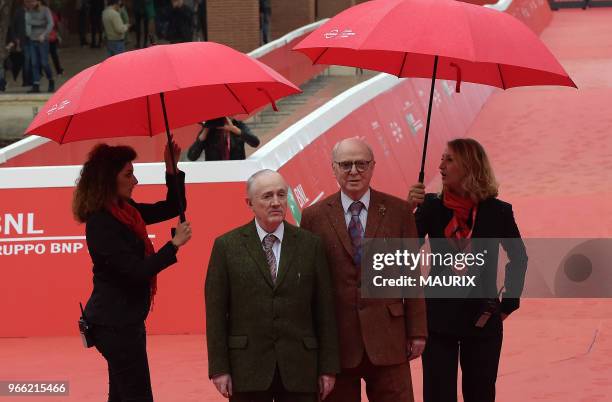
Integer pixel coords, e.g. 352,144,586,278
348,201,364,267
262,234,278,283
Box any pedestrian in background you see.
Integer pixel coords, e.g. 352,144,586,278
89,0,104,48
24,0,54,93
45,1,64,76
167,0,193,44
102,0,130,57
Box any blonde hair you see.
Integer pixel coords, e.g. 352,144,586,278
446,138,498,202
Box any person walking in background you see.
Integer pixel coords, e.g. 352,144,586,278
7,1,32,86
300,138,428,402
24,0,54,93
133,0,147,48
76,0,89,47
118,0,130,46
102,0,130,57
205,169,339,401
194,0,207,41
89,0,104,48
259,0,271,45
133,0,156,48
46,1,64,76
408,138,527,402
166,0,193,44
75,142,191,402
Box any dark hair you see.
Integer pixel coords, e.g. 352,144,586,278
204,117,226,130
107,0,120,5
72,144,137,223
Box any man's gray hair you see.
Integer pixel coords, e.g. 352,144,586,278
246,169,282,198
332,138,374,161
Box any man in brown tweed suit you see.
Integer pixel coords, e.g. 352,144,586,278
300,138,428,402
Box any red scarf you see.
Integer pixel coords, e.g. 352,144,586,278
443,190,476,241
107,200,157,307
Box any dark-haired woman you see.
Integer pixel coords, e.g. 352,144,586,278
408,138,527,402
73,141,191,401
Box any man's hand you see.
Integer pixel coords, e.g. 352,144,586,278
212,374,232,399
407,337,426,360
38,34,45,42
222,117,241,135
319,374,335,400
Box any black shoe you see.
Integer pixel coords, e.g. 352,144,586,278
28,84,40,93
47,80,55,93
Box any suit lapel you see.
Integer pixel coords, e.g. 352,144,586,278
241,220,274,288
364,189,385,238
275,222,297,289
327,193,354,258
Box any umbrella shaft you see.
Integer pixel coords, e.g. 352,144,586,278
419,55,439,184
159,92,186,223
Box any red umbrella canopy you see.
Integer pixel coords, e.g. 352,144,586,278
294,0,575,90
25,42,301,143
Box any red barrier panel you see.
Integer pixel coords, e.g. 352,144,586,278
0,182,250,337
0,125,198,168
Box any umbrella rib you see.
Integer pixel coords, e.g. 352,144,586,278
224,84,248,114
59,115,74,145
398,52,408,77
146,95,153,137
497,64,506,90
312,48,328,65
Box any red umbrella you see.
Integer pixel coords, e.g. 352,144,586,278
26,42,300,143
25,42,301,220
293,0,576,182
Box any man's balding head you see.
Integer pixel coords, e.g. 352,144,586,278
331,138,376,201
246,170,288,232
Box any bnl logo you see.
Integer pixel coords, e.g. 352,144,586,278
323,29,356,39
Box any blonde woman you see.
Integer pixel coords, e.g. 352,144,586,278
408,138,527,402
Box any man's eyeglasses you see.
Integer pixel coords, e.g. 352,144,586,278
334,160,373,173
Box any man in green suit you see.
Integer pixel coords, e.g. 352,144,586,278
205,169,340,402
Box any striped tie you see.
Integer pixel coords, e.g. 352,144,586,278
348,201,364,267
262,234,278,282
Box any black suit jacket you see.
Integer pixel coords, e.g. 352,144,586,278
84,172,186,327
415,193,528,336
